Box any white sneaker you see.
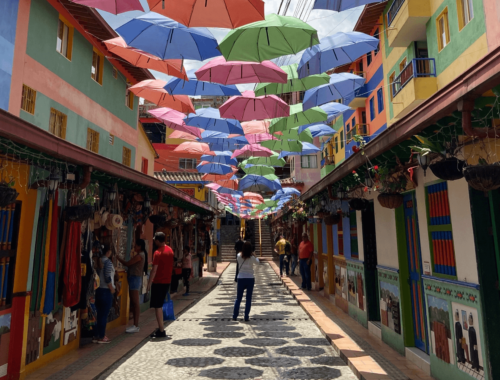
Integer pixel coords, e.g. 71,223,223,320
126,325,140,333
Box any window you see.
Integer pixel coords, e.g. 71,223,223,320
338,216,344,255
56,15,73,60
112,67,118,79
340,130,344,149
377,88,384,113
49,108,67,139
352,117,356,128
361,111,367,124
399,58,407,73
21,85,36,114
109,134,114,145
373,28,380,55
0,202,21,310
86,128,99,153
369,97,376,121
91,48,104,84
290,157,295,173
126,89,134,110
122,147,132,167
301,155,318,169
457,0,474,30
346,122,350,132
436,8,450,51
179,158,197,170
334,136,339,153
141,157,149,174
367,51,372,66
389,72,396,99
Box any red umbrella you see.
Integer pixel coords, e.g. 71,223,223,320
241,120,270,134
148,107,202,138
104,37,187,79
173,142,213,155
168,130,198,140
215,179,239,190
231,144,273,159
70,0,143,14
245,133,278,144
146,0,265,29
129,80,195,114
202,171,237,181
219,91,289,122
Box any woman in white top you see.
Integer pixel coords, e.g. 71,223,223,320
233,241,260,322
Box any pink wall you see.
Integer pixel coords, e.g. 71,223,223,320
484,0,500,51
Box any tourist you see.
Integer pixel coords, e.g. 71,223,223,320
94,244,115,344
299,233,314,291
274,235,289,277
290,237,298,276
182,246,192,296
146,232,174,338
233,241,260,322
117,239,146,333
234,236,244,260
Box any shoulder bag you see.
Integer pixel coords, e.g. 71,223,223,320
234,258,247,283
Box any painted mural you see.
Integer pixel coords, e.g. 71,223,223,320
348,270,357,305
428,295,453,364
347,269,365,311
43,310,62,355
63,308,78,345
380,281,401,334
0,313,11,377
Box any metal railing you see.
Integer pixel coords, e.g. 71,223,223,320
387,0,406,26
392,58,436,98
321,155,335,168
346,124,370,141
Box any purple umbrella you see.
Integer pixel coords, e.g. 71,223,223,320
313,0,383,12
70,0,144,14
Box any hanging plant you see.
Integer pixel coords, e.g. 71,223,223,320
348,198,370,211
377,193,404,209
463,160,500,192
0,180,18,208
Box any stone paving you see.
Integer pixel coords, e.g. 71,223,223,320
97,262,357,380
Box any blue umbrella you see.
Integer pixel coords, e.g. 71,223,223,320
165,70,241,96
239,175,282,192
185,107,244,134
271,193,292,201
320,102,351,123
216,187,244,197
198,131,229,143
201,151,238,166
298,123,337,137
297,32,379,78
313,0,383,12
277,142,320,159
197,162,234,175
277,187,301,196
303,73,366,110
116,13,221,61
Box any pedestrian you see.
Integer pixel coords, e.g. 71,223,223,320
233,241,260,322
290,237,298,276
117,239,146,333
182,246,192,296
94,244,115,344
274,235,289,277
234,236,244,260
146,232,174,338
299,233,314,291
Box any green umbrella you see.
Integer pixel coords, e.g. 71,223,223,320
261,140,303,152
276,128,313,143
269,103,327,133
243,151,286,167
243,165,276,176
254,64,330,96
256,199,279,210
218,14,319,62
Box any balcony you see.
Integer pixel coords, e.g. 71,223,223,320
387,0,431,48
392,58,437,118
321,155,335,168
346,124,370,142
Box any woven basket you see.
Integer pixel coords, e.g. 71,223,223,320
377,193,404,209
429,157,465,181
464,165,500,192
348,198,369,211
324,213,340,225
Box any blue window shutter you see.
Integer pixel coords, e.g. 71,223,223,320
370,97,375,121
377,88,384,113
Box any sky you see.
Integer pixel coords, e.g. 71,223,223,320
99,0,363,90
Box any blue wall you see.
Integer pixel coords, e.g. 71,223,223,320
0,0,19,111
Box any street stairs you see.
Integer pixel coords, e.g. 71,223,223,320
220,222,275,263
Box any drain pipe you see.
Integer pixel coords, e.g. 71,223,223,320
458,99,500,138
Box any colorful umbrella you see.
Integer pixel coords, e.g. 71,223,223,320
195,57,287,85
219,91,289,122
277,142,320,158
129,80,195,113
321,102,352,123
173,142,212,154
146,0,265,29
201,151,238,166
298,123,336,137
254,64,330,96
70,0,143,14
103,37,187,79
243,152,286,167
215,179,239,190
168,130,198,140
276,128,314,143
245,133,277,144
303,73,366,110
242,165,275,176
239,174,282,192
219,14,319,62
261,140,303,152
241,120,270,134
277,187,301,196
242,192,264,202
197,162,234,175
313,0,383,12
207,183,244,197
116,13,221,61
165,70,241,96
202,172,236,181
147,107,201,138
231,144,273,159
198,130,230,143
269,103,327,133
186,107,244,134
298,31,379,78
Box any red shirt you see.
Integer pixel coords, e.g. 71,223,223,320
299,241,314,259
152,245,174,284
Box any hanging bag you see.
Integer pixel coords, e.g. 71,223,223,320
162,292,175,321
234,257,247,283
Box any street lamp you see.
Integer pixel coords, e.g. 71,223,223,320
48,170,62,195
417,154,430,176
108,188,117,201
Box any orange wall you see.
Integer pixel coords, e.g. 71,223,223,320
153,144,203,173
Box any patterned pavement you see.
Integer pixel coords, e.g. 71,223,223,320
97,262,357,380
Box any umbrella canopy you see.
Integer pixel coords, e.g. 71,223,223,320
242,192,264,202
70,0,143,14
195,57,287,85
278,142,320,158
303,73,366,110
271,193,293,201
269,103,327,133
254,64,330,96
165,70,241,96
243,165,275,176
299,123,336,137
174,142,212,155
207,183,244,197
202,172,236,181
146,0,265,29
168,130,198,140
261,140,303,152
147,107,201,138
129,80,195,114
313,0,383,12
116,13,221,61
201,151,238,166
198,130,230,143
197,162,234,175
244,152,286,167
276,127,313,143
277,187,301,196
239,174,282,192
321,102,352,123
215,179,239,190
231,144,273,159
219,91,289,121
298,31,379,78
219,14,319,62
241,120,270,134
186,107,244,134
245,133,277,144
104,37,187,79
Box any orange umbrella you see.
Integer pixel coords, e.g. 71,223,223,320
241,120,270,134
168,130,198,140
129,80,195,114
216,179,238,190
147,0,265,29
104,37,188,79
173,142,213,155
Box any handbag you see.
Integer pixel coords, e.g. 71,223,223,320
234,258,247,282
162,293,175,321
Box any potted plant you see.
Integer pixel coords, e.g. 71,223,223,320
464,158,500,192
348,198,370,211
375,166,407,209
0,178,18,208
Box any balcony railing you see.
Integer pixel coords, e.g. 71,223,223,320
392,58,436,98
387,0,406,26
346,124,370,142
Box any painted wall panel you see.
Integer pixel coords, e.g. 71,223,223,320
374,199,399,268
356,210,365,261
0,0,19,110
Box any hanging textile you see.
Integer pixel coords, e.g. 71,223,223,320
42,191,59,315
63,221,82,307
39,198,53,315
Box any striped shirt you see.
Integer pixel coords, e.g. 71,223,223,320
99,257,115,289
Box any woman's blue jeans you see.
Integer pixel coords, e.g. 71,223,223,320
233,278,255,320
95,288,113,339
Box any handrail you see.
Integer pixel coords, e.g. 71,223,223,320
346,124,370,141
387,0,406,26
393,58,436,97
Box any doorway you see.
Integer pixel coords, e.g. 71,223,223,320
362,201,380,321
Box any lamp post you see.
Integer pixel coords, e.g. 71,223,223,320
417,154,430,176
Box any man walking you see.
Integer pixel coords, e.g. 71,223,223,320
299,233,314,291
274,234,289,277
147,232,174,338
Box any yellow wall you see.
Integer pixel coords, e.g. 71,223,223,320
135,123,157,176
173,184,207,202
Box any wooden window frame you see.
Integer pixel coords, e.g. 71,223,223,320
56,15,73,61
21,85,37,115
122,147,132,167
126,89,134,110
340,130,344,149
109,134,114,145
112,67,118,79
86,128,99,153
300,155,318,169
389,72,396,100
91,47,104,85
335,136,339,154
436,8,451,52
399,58,407,73
141,157,149,174
48,108,67,139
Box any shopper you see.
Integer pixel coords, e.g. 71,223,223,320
146,232,174,338
290,237,298,276
117,239,146,333
233,242,259,322
182,246,192,296
299,233,314,291
274,235,289,277
94,244,115,344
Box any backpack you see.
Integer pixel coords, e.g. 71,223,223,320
285,241,292,255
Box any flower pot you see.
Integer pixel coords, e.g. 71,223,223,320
464,164,500,192
348,198,370,211
324,213,340,225
377,193,404,209
429,157,465,181
0,184,18,208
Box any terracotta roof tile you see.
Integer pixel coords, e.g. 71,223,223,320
155,171,205,183
280,178,304,185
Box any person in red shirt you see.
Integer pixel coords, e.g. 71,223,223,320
147,232,174,338
299,233,314,291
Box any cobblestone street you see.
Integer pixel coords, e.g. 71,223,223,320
97,262,357,380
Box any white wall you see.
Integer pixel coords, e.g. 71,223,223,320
356,210,365,261
415,168,433,272
374,194,399,268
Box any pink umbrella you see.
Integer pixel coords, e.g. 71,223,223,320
168,130,198,140
104,37,187,79
148,107,202,138
219,91,289,122
173,142,213,155
70,0,143,14
195,57,287,85
243,192,264,202
129,80,195,114
232,144,273,159
245,133,278,144
241,120,270,134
